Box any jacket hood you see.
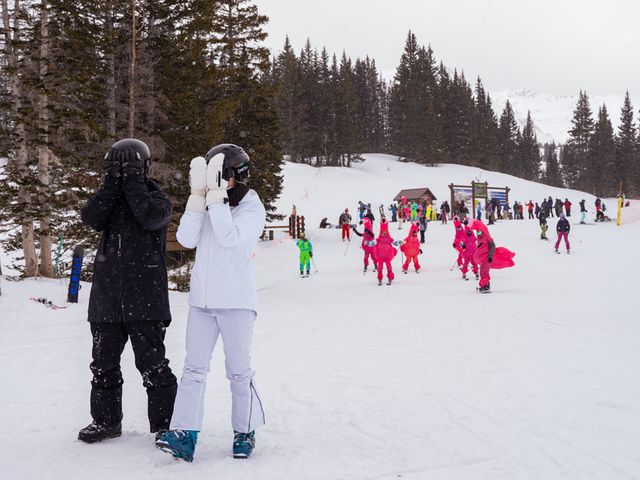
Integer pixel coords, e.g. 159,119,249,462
471,219,492,240
406,222,419,238
377,219,391,239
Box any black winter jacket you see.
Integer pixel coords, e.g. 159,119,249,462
81,176,172,324
556,217,570,233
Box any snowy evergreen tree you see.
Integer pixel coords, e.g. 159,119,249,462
564,90,594,189
542,143,563,187
497,100,520,176
518,111,540,180
588,105,616,195
614,91,637,195
472,78,499,170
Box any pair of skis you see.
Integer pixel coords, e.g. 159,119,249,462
30,297,67,310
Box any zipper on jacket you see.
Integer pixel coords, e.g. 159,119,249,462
118,234,122,259
203,223,210,309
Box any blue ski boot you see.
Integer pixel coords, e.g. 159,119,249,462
233,430,255,458
156,429,198,462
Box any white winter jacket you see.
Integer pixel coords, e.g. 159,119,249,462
176,190,265,312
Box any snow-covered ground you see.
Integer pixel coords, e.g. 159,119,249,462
2,154,640,480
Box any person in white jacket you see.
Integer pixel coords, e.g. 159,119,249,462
156,144,266,462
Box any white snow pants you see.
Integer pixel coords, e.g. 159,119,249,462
170,307,265,433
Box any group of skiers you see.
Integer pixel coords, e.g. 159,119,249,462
351,216,418,285
327,198,517,292
451,216,516,292
314,190,613,288
79,140,265,463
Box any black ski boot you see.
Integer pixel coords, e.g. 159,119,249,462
78,421,122,443
378,279,382,286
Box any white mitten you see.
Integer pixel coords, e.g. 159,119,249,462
206,153,228,206
185,156,208,212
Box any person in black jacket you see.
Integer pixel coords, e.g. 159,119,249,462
538,209,548,240
554,214,571,254
579,199,587,224
78,138,177,444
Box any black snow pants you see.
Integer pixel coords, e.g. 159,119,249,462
89,322,177,432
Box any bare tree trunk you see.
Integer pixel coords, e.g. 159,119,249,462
38,1,53,277
106,3,116,138
128,0,136,137
2,0,38,276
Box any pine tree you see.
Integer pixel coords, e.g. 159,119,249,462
443,70,475,166
615,91,637,195
588,104,616,195
565,90,594,188
542,143,563,187
335,52,356,166
472,78,499,169
1,0,40,275
389,31,421,161
497,100,520,175
518,111,540,180
209,0,283,218
272,36,301,162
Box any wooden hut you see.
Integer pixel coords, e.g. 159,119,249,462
393,188,437,206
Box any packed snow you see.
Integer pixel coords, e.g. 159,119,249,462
1,154,639,480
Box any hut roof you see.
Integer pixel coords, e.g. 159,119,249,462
393,188,437,202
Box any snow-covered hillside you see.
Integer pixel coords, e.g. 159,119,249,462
272,154,599,227
2,155,640,480
491,89,640,144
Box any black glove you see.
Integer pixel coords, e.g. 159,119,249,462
122,149,145,179
103,149,122,179
419,249,423,254
310,252,313,258
488,257,493,263
452,242,456,249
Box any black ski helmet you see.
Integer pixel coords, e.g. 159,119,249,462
204,143,250,182
110,138,152,174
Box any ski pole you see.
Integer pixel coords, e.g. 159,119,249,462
311,257,319,274
449,258,458,271
344,235,351,255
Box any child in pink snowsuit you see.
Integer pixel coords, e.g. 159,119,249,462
452,216,465,268
459,225,478,280
400,222,421,273
352,217,377,272
373,220,397,285
471,220,515,293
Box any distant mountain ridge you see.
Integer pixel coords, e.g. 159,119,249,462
490,89,640,144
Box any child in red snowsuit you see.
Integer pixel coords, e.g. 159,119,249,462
471,220,515,293
372,219,397,285
352,217,377,272
458,225,478,280
400,222,421,273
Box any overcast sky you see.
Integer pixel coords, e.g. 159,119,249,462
253,0,640,96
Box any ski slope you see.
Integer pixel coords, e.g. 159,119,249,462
1,154,640,480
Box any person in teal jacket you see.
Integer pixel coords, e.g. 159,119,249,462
296,233,313,277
